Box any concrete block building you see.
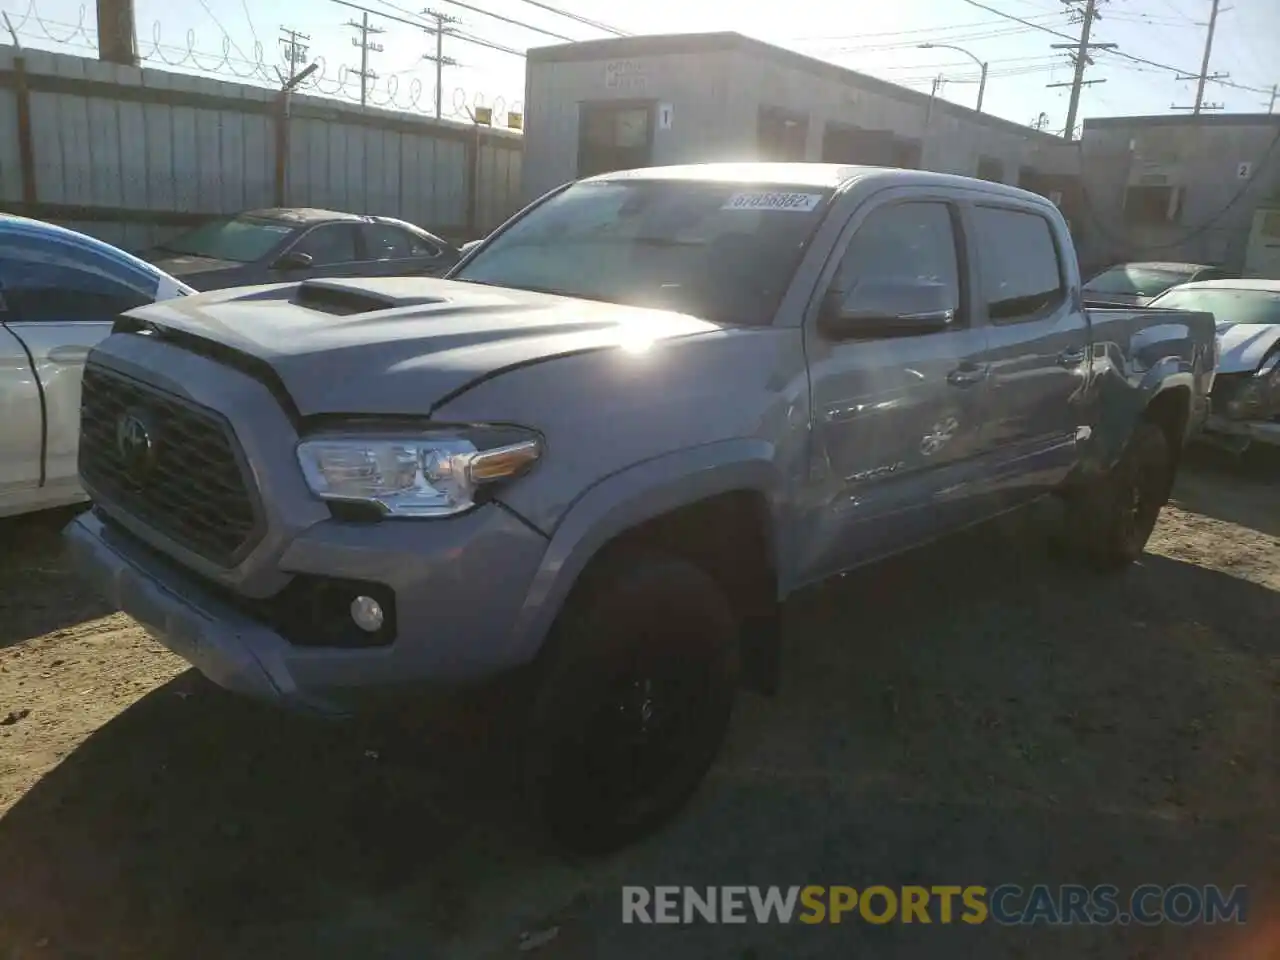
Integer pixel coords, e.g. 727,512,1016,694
521,32,1071,205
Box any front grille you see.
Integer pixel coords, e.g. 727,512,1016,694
79,364,262,566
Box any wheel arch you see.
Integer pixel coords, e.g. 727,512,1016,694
505,440,786,692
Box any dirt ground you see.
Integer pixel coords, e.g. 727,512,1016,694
0,452,1276,960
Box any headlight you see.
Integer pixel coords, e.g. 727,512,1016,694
1224,355,1280,420
296,426,542,517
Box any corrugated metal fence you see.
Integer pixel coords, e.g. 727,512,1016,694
0,44,523,252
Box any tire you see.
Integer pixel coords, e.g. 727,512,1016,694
1065,422,1172,571
523,552,739,856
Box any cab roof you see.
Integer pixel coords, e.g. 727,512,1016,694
584,162,1049,204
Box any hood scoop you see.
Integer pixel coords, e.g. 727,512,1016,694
292,279,449,316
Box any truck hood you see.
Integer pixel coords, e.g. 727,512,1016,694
1216,321,1280,374
118,277,722,416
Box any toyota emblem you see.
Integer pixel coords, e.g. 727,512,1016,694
116,411,156,482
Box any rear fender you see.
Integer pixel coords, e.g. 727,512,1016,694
1087,322,1200,475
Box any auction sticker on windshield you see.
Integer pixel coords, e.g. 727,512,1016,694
722,192,824,212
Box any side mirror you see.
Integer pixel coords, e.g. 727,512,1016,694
818,279,956,339
272,250,314,271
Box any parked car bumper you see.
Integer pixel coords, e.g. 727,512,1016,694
1202,413,1280,447
64,506,550,716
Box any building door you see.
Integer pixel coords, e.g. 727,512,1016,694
577,101,654,178
758,107,809,161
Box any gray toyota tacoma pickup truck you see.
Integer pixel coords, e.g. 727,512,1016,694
66,163,1215,853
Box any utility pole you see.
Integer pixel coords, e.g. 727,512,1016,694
279,27,310,86
1173,0,1227,115
95,0,138,66
1047,0,1116,142
347,11,385,107
423,8,460,120
1267,83,1278,114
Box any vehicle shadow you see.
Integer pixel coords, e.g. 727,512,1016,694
1172,451,1280,538
0,516,1274,958
0,506,109,650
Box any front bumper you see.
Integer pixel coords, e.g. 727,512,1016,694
65,506,550,716
1202,414,1280,447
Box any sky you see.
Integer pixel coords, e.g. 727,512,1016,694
1,0,1276,135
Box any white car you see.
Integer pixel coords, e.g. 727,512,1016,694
1147,279,1280,454
0,216,193,518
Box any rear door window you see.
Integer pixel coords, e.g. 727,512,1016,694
971,206,1065,322
361,224,416,261
290,224,360,266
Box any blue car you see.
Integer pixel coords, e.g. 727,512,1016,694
0,215,193,518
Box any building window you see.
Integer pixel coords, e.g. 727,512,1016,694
758,107,808,161
893,139,922,169
1123,185,1183,225
976,156,1004,182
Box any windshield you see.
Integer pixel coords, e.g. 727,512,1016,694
156,217,296,263
1083,265,1196,298
1149,287,1280,326
452,180,834,324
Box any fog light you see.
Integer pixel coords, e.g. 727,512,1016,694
350,595,385,633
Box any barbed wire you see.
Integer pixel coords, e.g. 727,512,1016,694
2,1,523,124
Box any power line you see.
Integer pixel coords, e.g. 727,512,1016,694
787,14,1063,41
509,0,629,36
240,0,260,51
958,0,1270,95
195,0,253,63
453,29,524,57
432,0,577,42
1079,127,1280,252
958,0,1079,41
810,25,1054,54
330,0,529,61
359,0,578,45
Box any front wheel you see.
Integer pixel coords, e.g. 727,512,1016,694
523,553,739,855
1065,422,1173,571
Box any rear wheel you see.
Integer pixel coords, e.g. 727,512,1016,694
1065,422,1172,570
523,553,739,855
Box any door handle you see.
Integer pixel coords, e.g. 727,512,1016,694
946,363,988,387
1058,347,1087,367
48,345,92,364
